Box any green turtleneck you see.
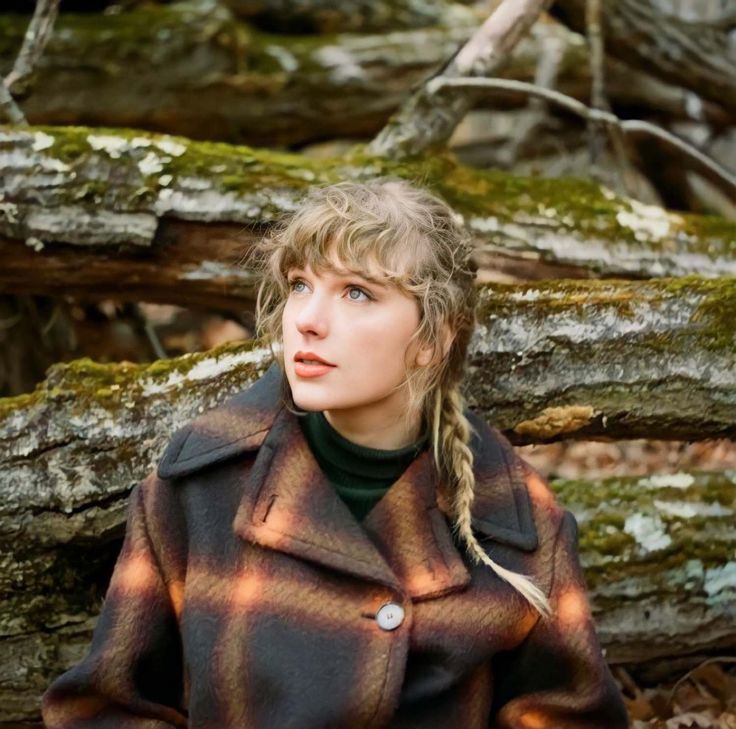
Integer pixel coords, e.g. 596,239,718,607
298,410,430,522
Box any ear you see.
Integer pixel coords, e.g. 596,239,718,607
415,322,453,367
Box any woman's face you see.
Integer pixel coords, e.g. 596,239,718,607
281,254,432,422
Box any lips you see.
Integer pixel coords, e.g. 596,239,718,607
294,351,336,366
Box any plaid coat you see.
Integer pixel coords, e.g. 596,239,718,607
42,361,629,729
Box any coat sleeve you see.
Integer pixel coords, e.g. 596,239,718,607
41,476,189,729
489,508,630,729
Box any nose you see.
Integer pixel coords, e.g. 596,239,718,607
294,288,329,338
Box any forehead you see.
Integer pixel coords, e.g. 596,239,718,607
289,252,395,286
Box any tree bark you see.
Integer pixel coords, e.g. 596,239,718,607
1,125,735,313
0,2,726,147
223,0,476,33
0,221,261,313
468,277,736,442
554,0,736,117
553,469,736,668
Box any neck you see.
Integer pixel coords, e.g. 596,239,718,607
323,404,425,450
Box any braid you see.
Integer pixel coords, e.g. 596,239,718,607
436,386,552,619
248,176,551,616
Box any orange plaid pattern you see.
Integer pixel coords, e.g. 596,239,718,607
42,362,629,728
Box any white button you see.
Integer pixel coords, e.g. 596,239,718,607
375,602,404,631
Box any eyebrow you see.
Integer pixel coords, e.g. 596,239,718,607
289,267,387,288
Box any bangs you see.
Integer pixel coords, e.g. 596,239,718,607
276,196,431,289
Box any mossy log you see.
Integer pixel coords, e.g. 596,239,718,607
1,342,734,722
0,2,722,147
2,125,735,312
468,276,736,442
222,0,475,33
0,275,734,718
0,342,275,725
3,276,732,481
553,469,736,668
0,0,474,147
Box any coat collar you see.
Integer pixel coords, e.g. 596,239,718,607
158,361,538,600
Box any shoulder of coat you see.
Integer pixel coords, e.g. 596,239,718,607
461,407,566,553
156,360,284,481
489,420,568,534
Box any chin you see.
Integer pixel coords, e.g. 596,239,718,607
289,385,334,413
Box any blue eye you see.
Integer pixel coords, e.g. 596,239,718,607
287,277,373,302
347,286,371,302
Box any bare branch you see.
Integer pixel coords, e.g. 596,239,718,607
0,79,27,126
495,31,565,168
450,0,553,76
4,0,61,92
585,0,607,165
426,76,736,194
584,0,640,197
367,0,553,159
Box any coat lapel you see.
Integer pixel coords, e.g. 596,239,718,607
158,361,538,602
232,404,405,593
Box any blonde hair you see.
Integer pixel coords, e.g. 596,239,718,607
247,178,551,619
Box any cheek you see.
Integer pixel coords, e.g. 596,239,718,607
344,317,414,375
281,301,294,330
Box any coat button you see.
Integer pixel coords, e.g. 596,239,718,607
375,602,404,631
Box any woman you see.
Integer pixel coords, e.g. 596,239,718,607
42,179,630,728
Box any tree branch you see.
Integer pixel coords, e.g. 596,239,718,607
4,0,61,92
585,0,607,163
555,0,736,116
0,79,26,126
367,0,552,159
425,76,736,194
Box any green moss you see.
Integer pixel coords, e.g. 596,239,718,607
0,338,269,422
25,125,412,215
690,277,736,352
4,119,735,266
425,156,736,260
51,136,91,163
4,123,328,214
474,277,640,325
474,275,736,364
0,390,39,422
16,3,229,69
549,469,736,589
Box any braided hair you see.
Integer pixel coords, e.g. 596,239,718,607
249,177,552,618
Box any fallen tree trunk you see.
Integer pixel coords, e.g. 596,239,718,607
554,0,736,117
1,276,734,718
0,221,261,313
0,0,475,147
1,343,275,723
2,346,734,722
3,276,733,500
553,469,736,668
0,2,726,147
223,0,475,32
469,277,736,442
1,125,734,312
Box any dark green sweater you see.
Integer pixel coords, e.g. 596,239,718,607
298,410,430,522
